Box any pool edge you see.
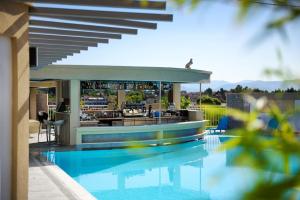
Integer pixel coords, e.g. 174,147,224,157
30,155,97,200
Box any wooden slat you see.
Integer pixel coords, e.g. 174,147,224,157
30,20,137,34
39,58,61,62
38,59,57,62
19,0,166,10
31,16,157,29
32,45,88,51
38,53,73,57
29,34,109,43
38,49,80,53
39,58,64,61
38,61,58,64
31,42,91,48
29,27,122,39
29,7,173,21
30,39,98,47
39,55,67,58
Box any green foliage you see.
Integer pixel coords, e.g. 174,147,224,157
204,88,213,96
126,91,145,103
220,95,300,199
167,0,300,198
181,95,191,109
161,96,169,110
198,95,221,105
88,90,99,97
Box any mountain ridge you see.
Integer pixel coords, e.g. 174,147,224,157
181,80,300,92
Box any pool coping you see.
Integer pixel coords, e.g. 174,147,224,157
30,155,97,200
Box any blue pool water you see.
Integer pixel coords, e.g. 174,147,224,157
42,136,300,200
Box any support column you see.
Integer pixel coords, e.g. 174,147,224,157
0,3,29,200
173,83,181,110
199,83,202,109
29,88,37,119
117,90,126,109
159,81,162,124
56,80,63,106
70,80,80,145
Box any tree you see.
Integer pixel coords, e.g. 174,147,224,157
204,88,213,96
198,95,221,105
161,96,169,109
126,91,144,103
181,96,191,109
231,84,243,93
286,87,296,93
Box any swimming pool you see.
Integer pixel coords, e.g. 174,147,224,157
42,135,300,200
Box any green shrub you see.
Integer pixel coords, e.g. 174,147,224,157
198,95,221,105
181,96,191,109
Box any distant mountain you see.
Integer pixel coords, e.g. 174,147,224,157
181,80,300,92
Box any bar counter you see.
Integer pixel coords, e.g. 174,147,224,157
80,116,186,127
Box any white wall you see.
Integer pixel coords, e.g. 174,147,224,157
0,36,12,200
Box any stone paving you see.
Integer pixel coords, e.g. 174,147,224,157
29,131,96,200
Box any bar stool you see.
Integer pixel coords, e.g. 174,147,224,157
53,120,64,144
43,119,54,143
37,111,48,143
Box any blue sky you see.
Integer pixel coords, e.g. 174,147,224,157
56,1,300,82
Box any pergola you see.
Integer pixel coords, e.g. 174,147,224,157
12,0,173,66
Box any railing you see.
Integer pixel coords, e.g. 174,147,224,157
48,105,56,120
200,105,227,127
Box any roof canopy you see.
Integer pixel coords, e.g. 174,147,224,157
30,65,212,83
12,0,173,67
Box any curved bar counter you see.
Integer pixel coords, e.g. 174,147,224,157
76,120,208,148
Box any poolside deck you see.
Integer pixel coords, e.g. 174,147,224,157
29,157,71,200
29,132,96,200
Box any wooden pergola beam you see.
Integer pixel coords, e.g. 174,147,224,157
31,15,157,29
29,27,122,39
31,45,88,51
38,48,80,52
39,57,66,61
29,34,109,43
30,20,137,34
38,57,69,62
30,39,99,47
38,52,73,57
29,7,173,21
20,0,166,10
39,58,65,61
31,42,92,48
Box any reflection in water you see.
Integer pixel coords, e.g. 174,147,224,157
42,136,299,200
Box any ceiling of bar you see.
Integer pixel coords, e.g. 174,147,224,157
20,0,173,67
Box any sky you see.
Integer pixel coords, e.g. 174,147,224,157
56,1,300,82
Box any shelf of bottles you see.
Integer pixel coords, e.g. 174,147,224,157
81,80,172,94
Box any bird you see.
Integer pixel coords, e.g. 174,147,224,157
185,58,193,69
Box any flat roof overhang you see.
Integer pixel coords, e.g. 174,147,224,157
30,65,212,83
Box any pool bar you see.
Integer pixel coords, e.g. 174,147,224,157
31,65,212,147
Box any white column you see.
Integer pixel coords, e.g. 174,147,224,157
199,83,202,109
70,80,80,145
173,83,181,110
0,36,12,200
117,90,126,109
159,81,162,124
56,80,63,106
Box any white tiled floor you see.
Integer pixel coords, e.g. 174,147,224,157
29,161,70,200
29,131,70,200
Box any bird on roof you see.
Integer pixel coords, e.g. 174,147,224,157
185,58,193,69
